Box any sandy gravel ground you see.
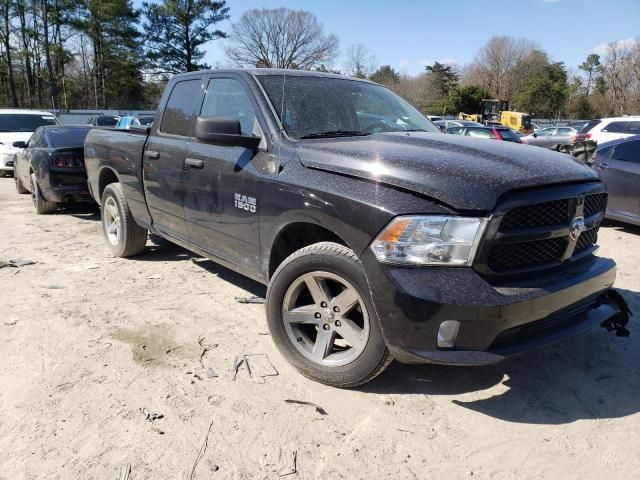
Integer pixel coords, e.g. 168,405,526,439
0,176,639,480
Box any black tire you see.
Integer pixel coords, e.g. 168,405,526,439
266,242,392,388
100,183,147,257
15,173,28,194
30,173,57,214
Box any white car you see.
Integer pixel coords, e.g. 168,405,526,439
0,109,59,176
581,116,640,145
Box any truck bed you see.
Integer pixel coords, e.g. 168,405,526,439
84,127,151,228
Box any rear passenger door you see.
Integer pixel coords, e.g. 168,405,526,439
143,78,204,240
601,140,640,220
183,74,269,273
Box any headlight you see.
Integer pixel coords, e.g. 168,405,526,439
370,215,488,266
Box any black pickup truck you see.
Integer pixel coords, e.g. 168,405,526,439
84,69,629,387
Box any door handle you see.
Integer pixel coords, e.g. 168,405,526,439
144,150,160,160
598,162,609,169
185,157,204,169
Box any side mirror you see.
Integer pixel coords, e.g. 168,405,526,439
12,141,26,148
532,133,537,138
195,117,261,149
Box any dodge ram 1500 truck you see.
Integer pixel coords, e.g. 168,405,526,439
84,69,630,387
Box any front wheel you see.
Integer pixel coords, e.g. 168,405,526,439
266,242,392,388
101,183,147,257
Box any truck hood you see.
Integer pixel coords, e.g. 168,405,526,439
297,132,599,211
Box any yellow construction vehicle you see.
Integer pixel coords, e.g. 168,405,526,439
457,112,482,122
458,99,533,134
500,111,533,134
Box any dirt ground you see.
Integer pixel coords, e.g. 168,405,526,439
0,176,639,480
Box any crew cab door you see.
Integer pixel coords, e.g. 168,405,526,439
143,78,204,240
183,74,269,273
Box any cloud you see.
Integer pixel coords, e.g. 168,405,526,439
398,59,410,69
593,38,637,56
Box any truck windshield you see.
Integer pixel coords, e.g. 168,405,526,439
0,114,58,132
257,75,438,140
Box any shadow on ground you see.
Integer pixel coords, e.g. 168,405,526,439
121,235,640,425
602,219,640,235
363,288,639,425
135,234,267,297
56,202,100,221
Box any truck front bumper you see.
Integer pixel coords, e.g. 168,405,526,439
361,251,621,366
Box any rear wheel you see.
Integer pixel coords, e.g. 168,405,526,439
15,173,28,194
266,242,392,388
30,173,57,214
101,183,147,257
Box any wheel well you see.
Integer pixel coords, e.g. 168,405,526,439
269,223,346,279
98,168,119,200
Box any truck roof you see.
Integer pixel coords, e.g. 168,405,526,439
171,68,375,84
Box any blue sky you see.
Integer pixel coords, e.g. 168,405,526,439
135,0,640,75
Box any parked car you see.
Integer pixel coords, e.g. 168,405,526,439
580,117,640,145
0,109,59,176
521,126,580,149
87,115,120,127
13,126,93,213
84,69,626,387
116,115,155,129
593,135,640,226
447,125,522,143
434,119,482,131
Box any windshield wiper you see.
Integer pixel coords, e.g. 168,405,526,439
402,128,428,132
300,130,371,139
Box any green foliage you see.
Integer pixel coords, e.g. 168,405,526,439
369,65,399,86
425,62,458,98
515,62,568,118
446,85,491,114
579,53,600,95
142,0,229,73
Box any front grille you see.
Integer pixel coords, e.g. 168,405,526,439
476,185,607,276
584,193,607,218
500,199,570,230
488,237,567,272
575,228,598,253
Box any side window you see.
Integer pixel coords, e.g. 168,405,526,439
447,127,463,135
602,121,628,133
624,121,640,134
160,79,203,137
557,128,573,136
467,129,492,138
536,128,552,136
201,78,257,136
29,129,44,148
611,141,640,163
596,145,614,160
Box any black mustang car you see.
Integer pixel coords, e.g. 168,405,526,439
13,125,94,213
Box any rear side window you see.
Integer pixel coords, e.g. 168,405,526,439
580,120,601,134
161,79,203,137
611,141,640,163
201,78,257,135
447,127,463,135
497,129,518,141
467,129,492,139
602,121,628,133
625,122,640,134
557,127,574,136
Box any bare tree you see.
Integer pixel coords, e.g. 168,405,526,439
468,36,542,100
343,43,376,78
601,40,636,115
226,8,339,69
